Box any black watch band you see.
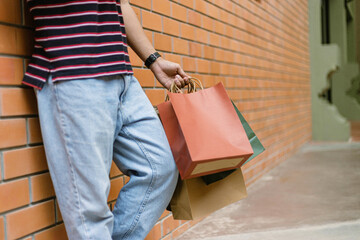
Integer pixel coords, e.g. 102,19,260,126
145,52,161,68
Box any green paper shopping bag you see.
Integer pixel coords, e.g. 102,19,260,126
201,101,265,185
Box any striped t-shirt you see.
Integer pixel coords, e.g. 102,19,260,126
22,0,133,90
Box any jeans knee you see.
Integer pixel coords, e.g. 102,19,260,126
159,154,178,184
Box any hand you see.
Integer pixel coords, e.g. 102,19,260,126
149,57,190,90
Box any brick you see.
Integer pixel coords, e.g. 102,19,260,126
182,57,196,72
207,3,220,18
28,117,42,144
200,74,216,87
172,223,191,239
15,28,34,57
162,53,182,67
144,222,161,240
214,48,226,61
0,57,24,85
31,173,55,202
145,89,166,106
56,201,63,223
172,38,189,55
212,0,225,8
7,200,55,240
0,0,22,25
210,61,221,74
159,210,171,220
0,88,37,116
202,15,214,31
163,17,181,36
0,25,16,55
142,11,162,32
130,0,151,10
107,177,124,202
154,33,172,52
128,47,143,67
35,224,67,240
188,42,202,57
203,45,215,59
162,216,180,235
188,10,202,27
171,3,188,22
195,28,209,44
124,176,130,184
0,178,30,213
152,0,171,16
144,30,153,45
109,161,123,178
173,0,194,9
219,8,229,23
3,146,48,180
196,59,210,73
0,119,27,149
133,68,155,87
213,20,224,35
180,23,196,40
209,32,221,46
162,234,172,240
0,217,4,240
128,7,138,22
195,0,207,14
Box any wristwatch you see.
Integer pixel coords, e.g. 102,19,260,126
145,52,161,68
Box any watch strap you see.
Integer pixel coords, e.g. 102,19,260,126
145,52,161,68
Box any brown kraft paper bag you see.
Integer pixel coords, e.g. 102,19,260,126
170,168,247,220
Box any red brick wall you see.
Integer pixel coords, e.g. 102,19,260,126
0,0,311,239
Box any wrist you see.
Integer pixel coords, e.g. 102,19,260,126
149,56,164,72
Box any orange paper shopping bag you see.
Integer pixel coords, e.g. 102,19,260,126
157,80,253,179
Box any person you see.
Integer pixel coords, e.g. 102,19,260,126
22,0,189,239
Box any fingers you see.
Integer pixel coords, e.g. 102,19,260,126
174,65,191,88
176,65,189,79
175,74,185,88
155,60,190,89
176,65,190,83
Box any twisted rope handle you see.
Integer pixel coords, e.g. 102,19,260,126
155,77,204,115
165,77,204,101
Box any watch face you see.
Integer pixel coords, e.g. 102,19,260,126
150,54,157,62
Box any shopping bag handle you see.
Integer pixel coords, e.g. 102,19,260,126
154,77,204,115
166,77,204,101
186,77,204,93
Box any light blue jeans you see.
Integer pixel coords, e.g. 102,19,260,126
35,75,178,240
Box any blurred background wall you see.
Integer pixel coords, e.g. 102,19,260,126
309,0,360,141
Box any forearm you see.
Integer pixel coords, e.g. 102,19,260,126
120,0,155,62
120,0,189,89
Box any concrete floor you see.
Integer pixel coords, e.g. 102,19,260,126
176,142,360,240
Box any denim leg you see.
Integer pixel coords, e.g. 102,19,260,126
36,77,123,239
111,76,178,240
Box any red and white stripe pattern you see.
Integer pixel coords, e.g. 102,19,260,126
35,31,126,42
34,10,121,20
23,0,133,90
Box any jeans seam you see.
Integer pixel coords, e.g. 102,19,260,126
120,125,158,240
53,83,92,240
